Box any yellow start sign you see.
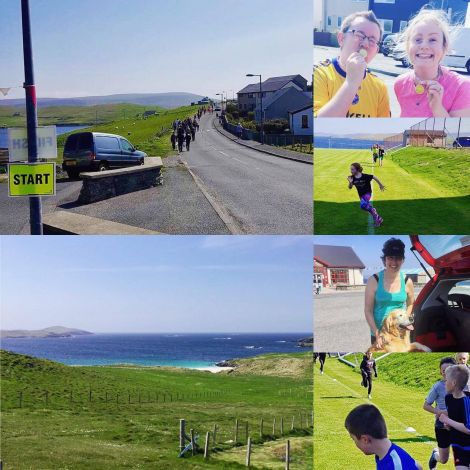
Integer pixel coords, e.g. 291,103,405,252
8,163,56,197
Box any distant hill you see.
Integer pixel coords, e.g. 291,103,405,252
0,92,208,109
0,326,93,339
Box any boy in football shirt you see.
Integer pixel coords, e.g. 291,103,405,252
345,404,423,469
439,365,470,469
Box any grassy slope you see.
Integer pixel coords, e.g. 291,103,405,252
0,350,312,469
55,105,199,160
314,353,457,470
313,147,470,234
0,103,156,127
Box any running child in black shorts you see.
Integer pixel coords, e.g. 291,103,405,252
347,162,385,227
360,352,377,400
425,357,456,469
439,365,470,469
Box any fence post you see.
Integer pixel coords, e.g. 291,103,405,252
190,429,195,456
291,416,295,431
285,440,290,470
245,421,249,443
235,419,239,444
89,387,92,402
179,419,186,453
260,418,264,438
204,431,210,459
273,417,276,437
246,437,252,467
299,412,302,429
280,417,284,436
213,424,217,444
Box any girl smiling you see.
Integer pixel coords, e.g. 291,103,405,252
394,9,470,117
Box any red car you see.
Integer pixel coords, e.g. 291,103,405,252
411,235,470,351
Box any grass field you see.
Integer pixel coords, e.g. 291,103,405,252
314,353,459,470
0,350,313,469
0,103,157,127
313,146,470,234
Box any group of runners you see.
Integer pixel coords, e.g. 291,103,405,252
316,353,470,469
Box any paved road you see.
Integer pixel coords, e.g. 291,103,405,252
314,288,423,352
183,114,312,234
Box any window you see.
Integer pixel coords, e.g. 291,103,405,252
330,269,349,284
327,16,332,26
120,138,134,152
77,133,93,151
248,93,254,98
96,136,120,151
301,115,309,129
399,21,408,32
378,18,393,34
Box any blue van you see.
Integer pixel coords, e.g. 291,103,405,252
62,132,147,178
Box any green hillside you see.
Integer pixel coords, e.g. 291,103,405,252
314,147,470,234
314,353,460,470
1,350,312,469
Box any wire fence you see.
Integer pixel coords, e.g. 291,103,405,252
407,117,470,148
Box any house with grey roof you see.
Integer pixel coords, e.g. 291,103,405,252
237,75,308,114
289,104,312,137
314,245,365,287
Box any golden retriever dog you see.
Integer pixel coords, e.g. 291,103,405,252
367,309,431,353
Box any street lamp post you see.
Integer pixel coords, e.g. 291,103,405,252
21,0,42,234
246,74,263,144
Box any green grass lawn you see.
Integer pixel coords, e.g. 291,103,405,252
1,350,312,469
313,147,470,234
0,103,158,127
314,353,457,470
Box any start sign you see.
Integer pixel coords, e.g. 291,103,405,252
8,162,56,197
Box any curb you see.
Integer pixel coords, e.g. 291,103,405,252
212,119,312,165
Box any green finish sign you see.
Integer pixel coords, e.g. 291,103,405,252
8,163,56,197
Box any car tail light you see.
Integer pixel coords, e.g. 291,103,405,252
88,152,96,161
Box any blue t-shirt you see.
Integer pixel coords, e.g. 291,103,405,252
376,443,419,470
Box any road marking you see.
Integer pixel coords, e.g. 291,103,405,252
233,157,249,166
219,151,229,157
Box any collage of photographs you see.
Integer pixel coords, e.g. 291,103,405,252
0,0,469,469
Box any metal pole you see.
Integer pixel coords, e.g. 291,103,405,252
259,76,264,144
21,0,43,234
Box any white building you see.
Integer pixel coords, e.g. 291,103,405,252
289,105,312,136
315,0,369,33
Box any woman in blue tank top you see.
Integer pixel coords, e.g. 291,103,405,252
364,238,415,348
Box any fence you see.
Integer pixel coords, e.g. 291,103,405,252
178,412,313,466
406,117,470,148
224,122,313,149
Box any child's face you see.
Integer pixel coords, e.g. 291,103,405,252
349,433,374,455
456,353,468,365
408,21,446,70
338,18,381,64
440,363,452,379
350,165,358,175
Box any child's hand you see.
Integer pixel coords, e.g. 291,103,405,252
379,184,386,191
347,176,353,183
345,53,367,87
425,80,445,113
439,414,450,425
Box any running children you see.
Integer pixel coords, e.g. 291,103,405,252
347,162,385,227
378,146,385,167
360,352,378,400
314,352,327,375
456,353,470,390
314,11,391,117
371,144,379,164
394,9,470,117
425,356,457,469
438,365,470,469
345,404,423,469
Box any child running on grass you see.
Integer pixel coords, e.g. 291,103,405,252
439,365,470,470
378,146,385,167
360,352,378,400
371,144,379,165
425,356,456,469
347,162,385,227
345,404,423,469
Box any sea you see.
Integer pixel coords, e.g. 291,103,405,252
315,136,385,149
0,333,310,368
0,125,88,148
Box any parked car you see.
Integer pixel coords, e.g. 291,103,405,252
410,235,470,351
441,27,470,73
62,132,147,178
380,33,398,56
453,136,470,148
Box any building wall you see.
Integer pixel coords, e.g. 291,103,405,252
324,0,369,33
257,88,311,122
290,108,313,136
349,268,364,285
314,0,325,31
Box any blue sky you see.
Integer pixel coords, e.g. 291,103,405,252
314,235,429,277
0,0,312,100
0,235,313,333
